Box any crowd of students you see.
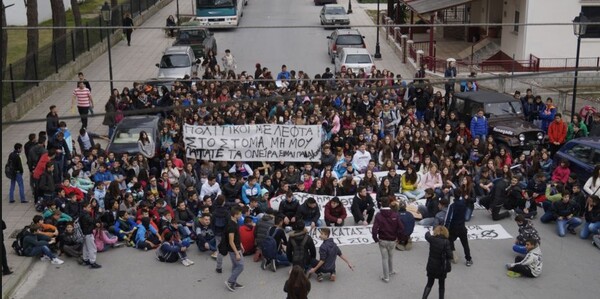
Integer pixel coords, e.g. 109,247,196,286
4,63,600,295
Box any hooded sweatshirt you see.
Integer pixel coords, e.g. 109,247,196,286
509,246,543,277
372,208,404,242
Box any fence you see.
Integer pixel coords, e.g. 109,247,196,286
2,0,161,107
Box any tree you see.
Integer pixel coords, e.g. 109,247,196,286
50,0,67,67
1,1,8,78
70,0,84,53
111,0,120,30
387,0,394,18
25,0,39,82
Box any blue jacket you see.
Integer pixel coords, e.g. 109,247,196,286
93,171,114,183
241,182,261,205
444,197,467,228
135,224,157,244
540,105,556,133
398,210,415,236
470,115,488,139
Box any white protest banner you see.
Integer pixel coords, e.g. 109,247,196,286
183,124,322,162
308,224,512,247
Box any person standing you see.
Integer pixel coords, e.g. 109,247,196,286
422,226,453,299
77,72,91,91
103,93,118,139
221,49,237,73
470,108,488,140
284,265,311,299
8,143,27,203
220,206,245,292
46,105,60,139
81,200,101,269
547,113,568,156
72,82,94,130
372,197,404,283
123,13,134,46
444,192,473,267
1,220,12,275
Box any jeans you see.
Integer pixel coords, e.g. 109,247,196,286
465,208,473,222
25,245,56,259
108,126,115,139
540,211,555,223
197,238,217,252
580,222,600,239
227,252,244,284
403,189,425,200
304,219,322,228
419,217,437,227
378,240,395,280
512,244,527,255
9,172,26,202
556,217,582,237
215,235,224,270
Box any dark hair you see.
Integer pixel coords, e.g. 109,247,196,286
287,265,311,299
306,197,316,205
274,215,284,225
164,231,173,241
380,197,390,208
525,238,539,247
330,197,341,205
230,206,242,217
320,227,331,237
14,143,23,151
32,215,43,223
514,214,525,223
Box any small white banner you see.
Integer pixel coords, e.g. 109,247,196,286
309,224,512,247
183,124,322,162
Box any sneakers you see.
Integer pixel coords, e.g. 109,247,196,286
506,270,522,278
40,256,51,262
452,251,459,264
216,268,222,274
82,259,91,266
181,259,191,267
270,260,277,272
225,281,236,292
568,228,577,235
51,258,64,265
317,273,323,282
185,258,194,265
261,259,267,270
211,251,218,259
234,283,244,289
90,263,102,269
112,242,125,248
380,276,390,283
466,259,473,267
330,273,336,282
389,271,397,276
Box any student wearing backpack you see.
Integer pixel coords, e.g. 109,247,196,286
254,208,275,262
1,220,12,275
307,228,354,282
286,220,316,271
261,215,290,272
212,195,229,262
7,143,27,203
22,224,64,265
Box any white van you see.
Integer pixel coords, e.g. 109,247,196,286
334,47,374,74
155,46,197,79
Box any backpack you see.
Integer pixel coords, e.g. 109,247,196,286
4,154,15,180
261,226,279,260
213,210,227,232
290,234,309,265
12,225,31,256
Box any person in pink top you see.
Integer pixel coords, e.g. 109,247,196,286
419,164,443,194
551,159,571,185
72,81,94,129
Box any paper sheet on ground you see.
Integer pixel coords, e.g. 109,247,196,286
309,224,512,247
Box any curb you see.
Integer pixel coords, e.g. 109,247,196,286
2,257,34,299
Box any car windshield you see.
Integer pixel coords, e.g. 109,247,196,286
345,54,372,64
178,30,206,40
197,0,235,8
336,35,363,45
159,54,191,68
326,7,346,15
484,101,523,117
113,128,153,144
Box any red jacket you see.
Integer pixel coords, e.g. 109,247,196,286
62,185,84,201
551,166,571,184
548,120,567,144
324,201,347,223
239,224,255,254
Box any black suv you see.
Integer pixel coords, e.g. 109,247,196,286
451,91,546,154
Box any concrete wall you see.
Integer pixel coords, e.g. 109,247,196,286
5,0,73,26
500,0,527,60
1,0,173,128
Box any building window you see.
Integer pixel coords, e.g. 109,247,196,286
513,11,520,33
582,6,600,38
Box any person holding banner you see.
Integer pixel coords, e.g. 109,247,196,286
351,187,376,225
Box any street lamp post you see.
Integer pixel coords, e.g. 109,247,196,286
348,0,353,14
101,2,114,92
176,0,181,26
374,0,382,58
571,12,588,122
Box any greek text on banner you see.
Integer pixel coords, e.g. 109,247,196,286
183,124,322,162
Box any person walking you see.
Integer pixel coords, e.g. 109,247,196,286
444,192,473,267
123,12,134,46
46,105,60,140
220,206,245,292
284,265,311,299
371,197,404,283
422,226,453,299
1,220,12,275
103,93,118,138
221,49,237,73
72,81,94,130
81,200,102,269
7,143,27,203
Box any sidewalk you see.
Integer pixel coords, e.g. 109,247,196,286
0,0,186,297
1,0,413,296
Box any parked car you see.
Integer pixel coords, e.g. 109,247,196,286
334,48,374,74
554,136,600,184
320,4,350,27
172,21,217,60
106,115,162,156
156,46,197,79
326,28,366,63
315,0,337,5
451,91,546,154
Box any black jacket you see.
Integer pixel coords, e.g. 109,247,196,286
8,151,24,174
80,210,96,235
296,202,321,224
279,199,300,219
551,199,579,218
222,182,242,203
286,230,316,267
38,171,56,195
46,112,59,138
351,194,375,222
425,232,452,279
583,205,600,223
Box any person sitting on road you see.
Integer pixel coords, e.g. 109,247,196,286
134,217,162,251
156,231,194,266
506,238,542,278
23,224,64,265
512,214,540,255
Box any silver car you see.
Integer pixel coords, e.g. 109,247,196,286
155,46,197,79
326,29,366,63
334,48,374,74
320,4,350,27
